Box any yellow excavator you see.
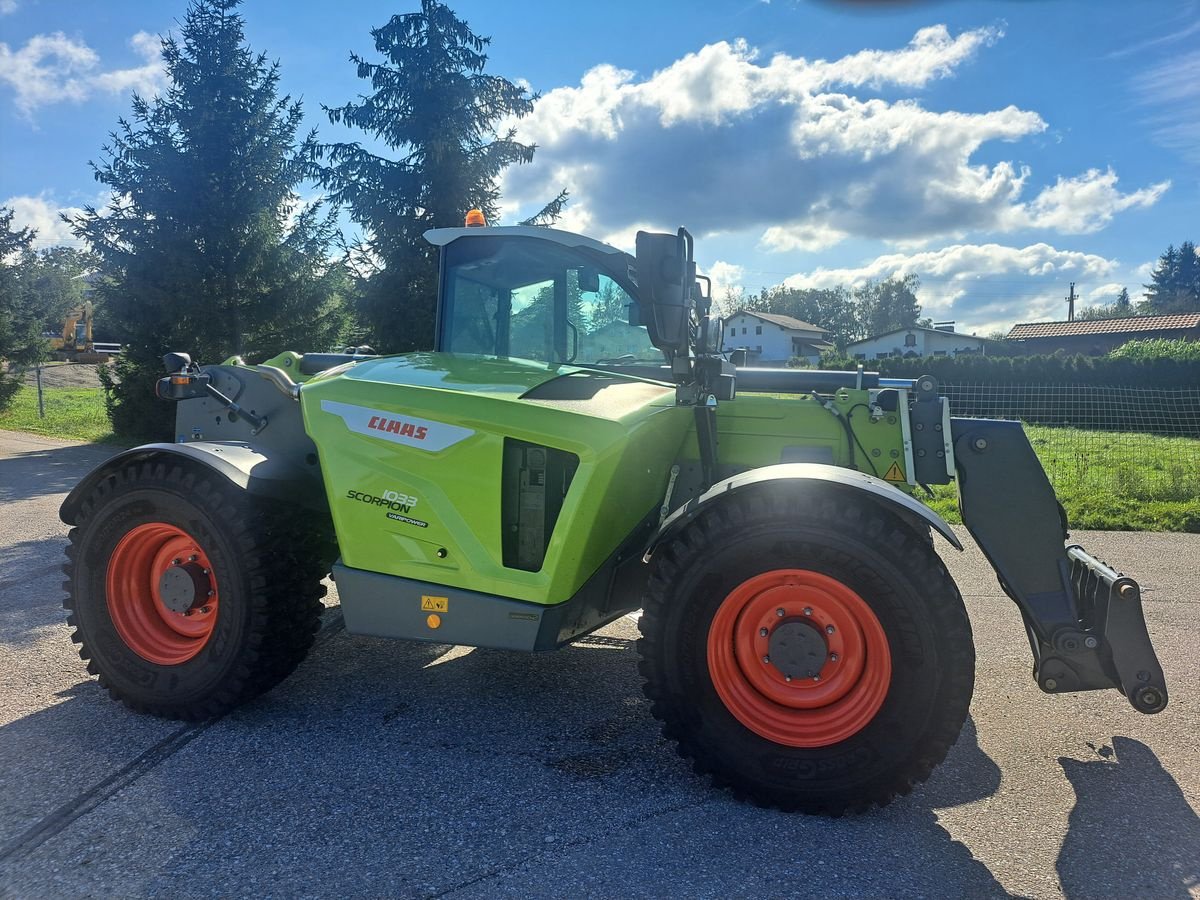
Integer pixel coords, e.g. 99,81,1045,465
49,301,107,362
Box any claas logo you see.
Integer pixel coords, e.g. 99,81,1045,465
367,415,428,440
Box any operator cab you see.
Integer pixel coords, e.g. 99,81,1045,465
427,226,667,368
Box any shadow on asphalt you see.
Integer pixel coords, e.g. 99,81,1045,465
1,618,1017,897
0,442,121,503
1058,736,1200,899
0,538,70,648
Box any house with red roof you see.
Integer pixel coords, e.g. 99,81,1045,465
1005,313,1200,355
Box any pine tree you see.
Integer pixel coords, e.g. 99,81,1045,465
1115,287,1131,312
0,209,41,410
1142,243,1200,313
319,1,560,352
68,0,349,439
1174,241,1199,310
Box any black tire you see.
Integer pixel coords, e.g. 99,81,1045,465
63,460,329,719
638,487,974,815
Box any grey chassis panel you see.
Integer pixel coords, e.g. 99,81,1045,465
59,441,323,525
646,463,962,557
334,563,546,651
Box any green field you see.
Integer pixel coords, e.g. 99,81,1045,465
0,386,114,443
927,424,1200,533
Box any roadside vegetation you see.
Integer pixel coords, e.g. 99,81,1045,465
926,424,1200,533
0,385,114,443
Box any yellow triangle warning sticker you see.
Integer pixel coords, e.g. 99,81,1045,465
883,462,905,482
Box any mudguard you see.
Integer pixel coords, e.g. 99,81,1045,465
59,441,325,525
645,462,962,559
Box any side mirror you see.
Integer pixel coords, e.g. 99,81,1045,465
729,347,748,368
577,267,600,294
163,352,192,374
700,315,723,354
635,228,696,357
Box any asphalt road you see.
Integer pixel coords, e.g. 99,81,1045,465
1,430,1197,899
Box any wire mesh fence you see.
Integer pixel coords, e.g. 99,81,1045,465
940,382,1200,502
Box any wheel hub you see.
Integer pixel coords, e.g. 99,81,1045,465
767,621,827,679
706,569,892,747
157,562,212,614
105,522,220,665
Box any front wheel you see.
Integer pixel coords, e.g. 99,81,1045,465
638,488,975,814
63,461,329,719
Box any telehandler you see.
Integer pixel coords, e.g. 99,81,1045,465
60,220,1167,814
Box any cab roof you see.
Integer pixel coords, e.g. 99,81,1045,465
423,225,626,257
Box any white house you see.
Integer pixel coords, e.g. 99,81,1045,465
846,325,994,361
723,311,832,365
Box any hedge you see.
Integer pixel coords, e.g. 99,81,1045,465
814,353,1200,436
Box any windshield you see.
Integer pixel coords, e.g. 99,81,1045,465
439,236,665,366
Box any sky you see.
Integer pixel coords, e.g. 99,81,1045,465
1,0,1197,336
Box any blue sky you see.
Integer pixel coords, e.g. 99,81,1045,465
1,0,1197,334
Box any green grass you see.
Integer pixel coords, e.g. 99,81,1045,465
927,423,1200,532
0,385,115,443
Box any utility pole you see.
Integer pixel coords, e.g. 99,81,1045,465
1066,282,1077,322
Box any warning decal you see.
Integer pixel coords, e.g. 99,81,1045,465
421,596,448,612
883,462,906,482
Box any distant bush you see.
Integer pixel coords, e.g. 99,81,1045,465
1109,339,1200,362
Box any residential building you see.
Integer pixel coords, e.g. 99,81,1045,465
723,310,832,365
846,325,995,361
1005,313,1200,355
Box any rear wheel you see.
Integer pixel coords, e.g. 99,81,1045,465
64,461,329,719
638,488,974,814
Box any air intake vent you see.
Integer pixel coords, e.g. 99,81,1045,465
501,440,579,571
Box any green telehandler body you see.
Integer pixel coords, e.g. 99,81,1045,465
60,223,1168,814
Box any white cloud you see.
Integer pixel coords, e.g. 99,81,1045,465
705,260,746,310
0,30,164,117
1131,48,1200,162
781,242,1120,334
90,31,163,97
500,27,1166,250
3,191,99,247
0,1,18,15
1088,282,1127,302
1014,168,1169,234
760,223,848,252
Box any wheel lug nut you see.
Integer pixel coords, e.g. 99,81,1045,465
812,674,821,682
775,608,785,618
784,675,793,682
172,558,181,566
803,607,812,616
825,625,835,634
202,569,210,575
189,554,198,562
206,590,215,597
199,606,211,614
762,655,770,664
759,627,769,637
830,653,839,662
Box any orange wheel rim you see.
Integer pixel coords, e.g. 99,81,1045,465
105,522,219,665
707,569,891,747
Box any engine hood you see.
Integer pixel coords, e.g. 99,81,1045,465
317,352,585,399
314,352,672,410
